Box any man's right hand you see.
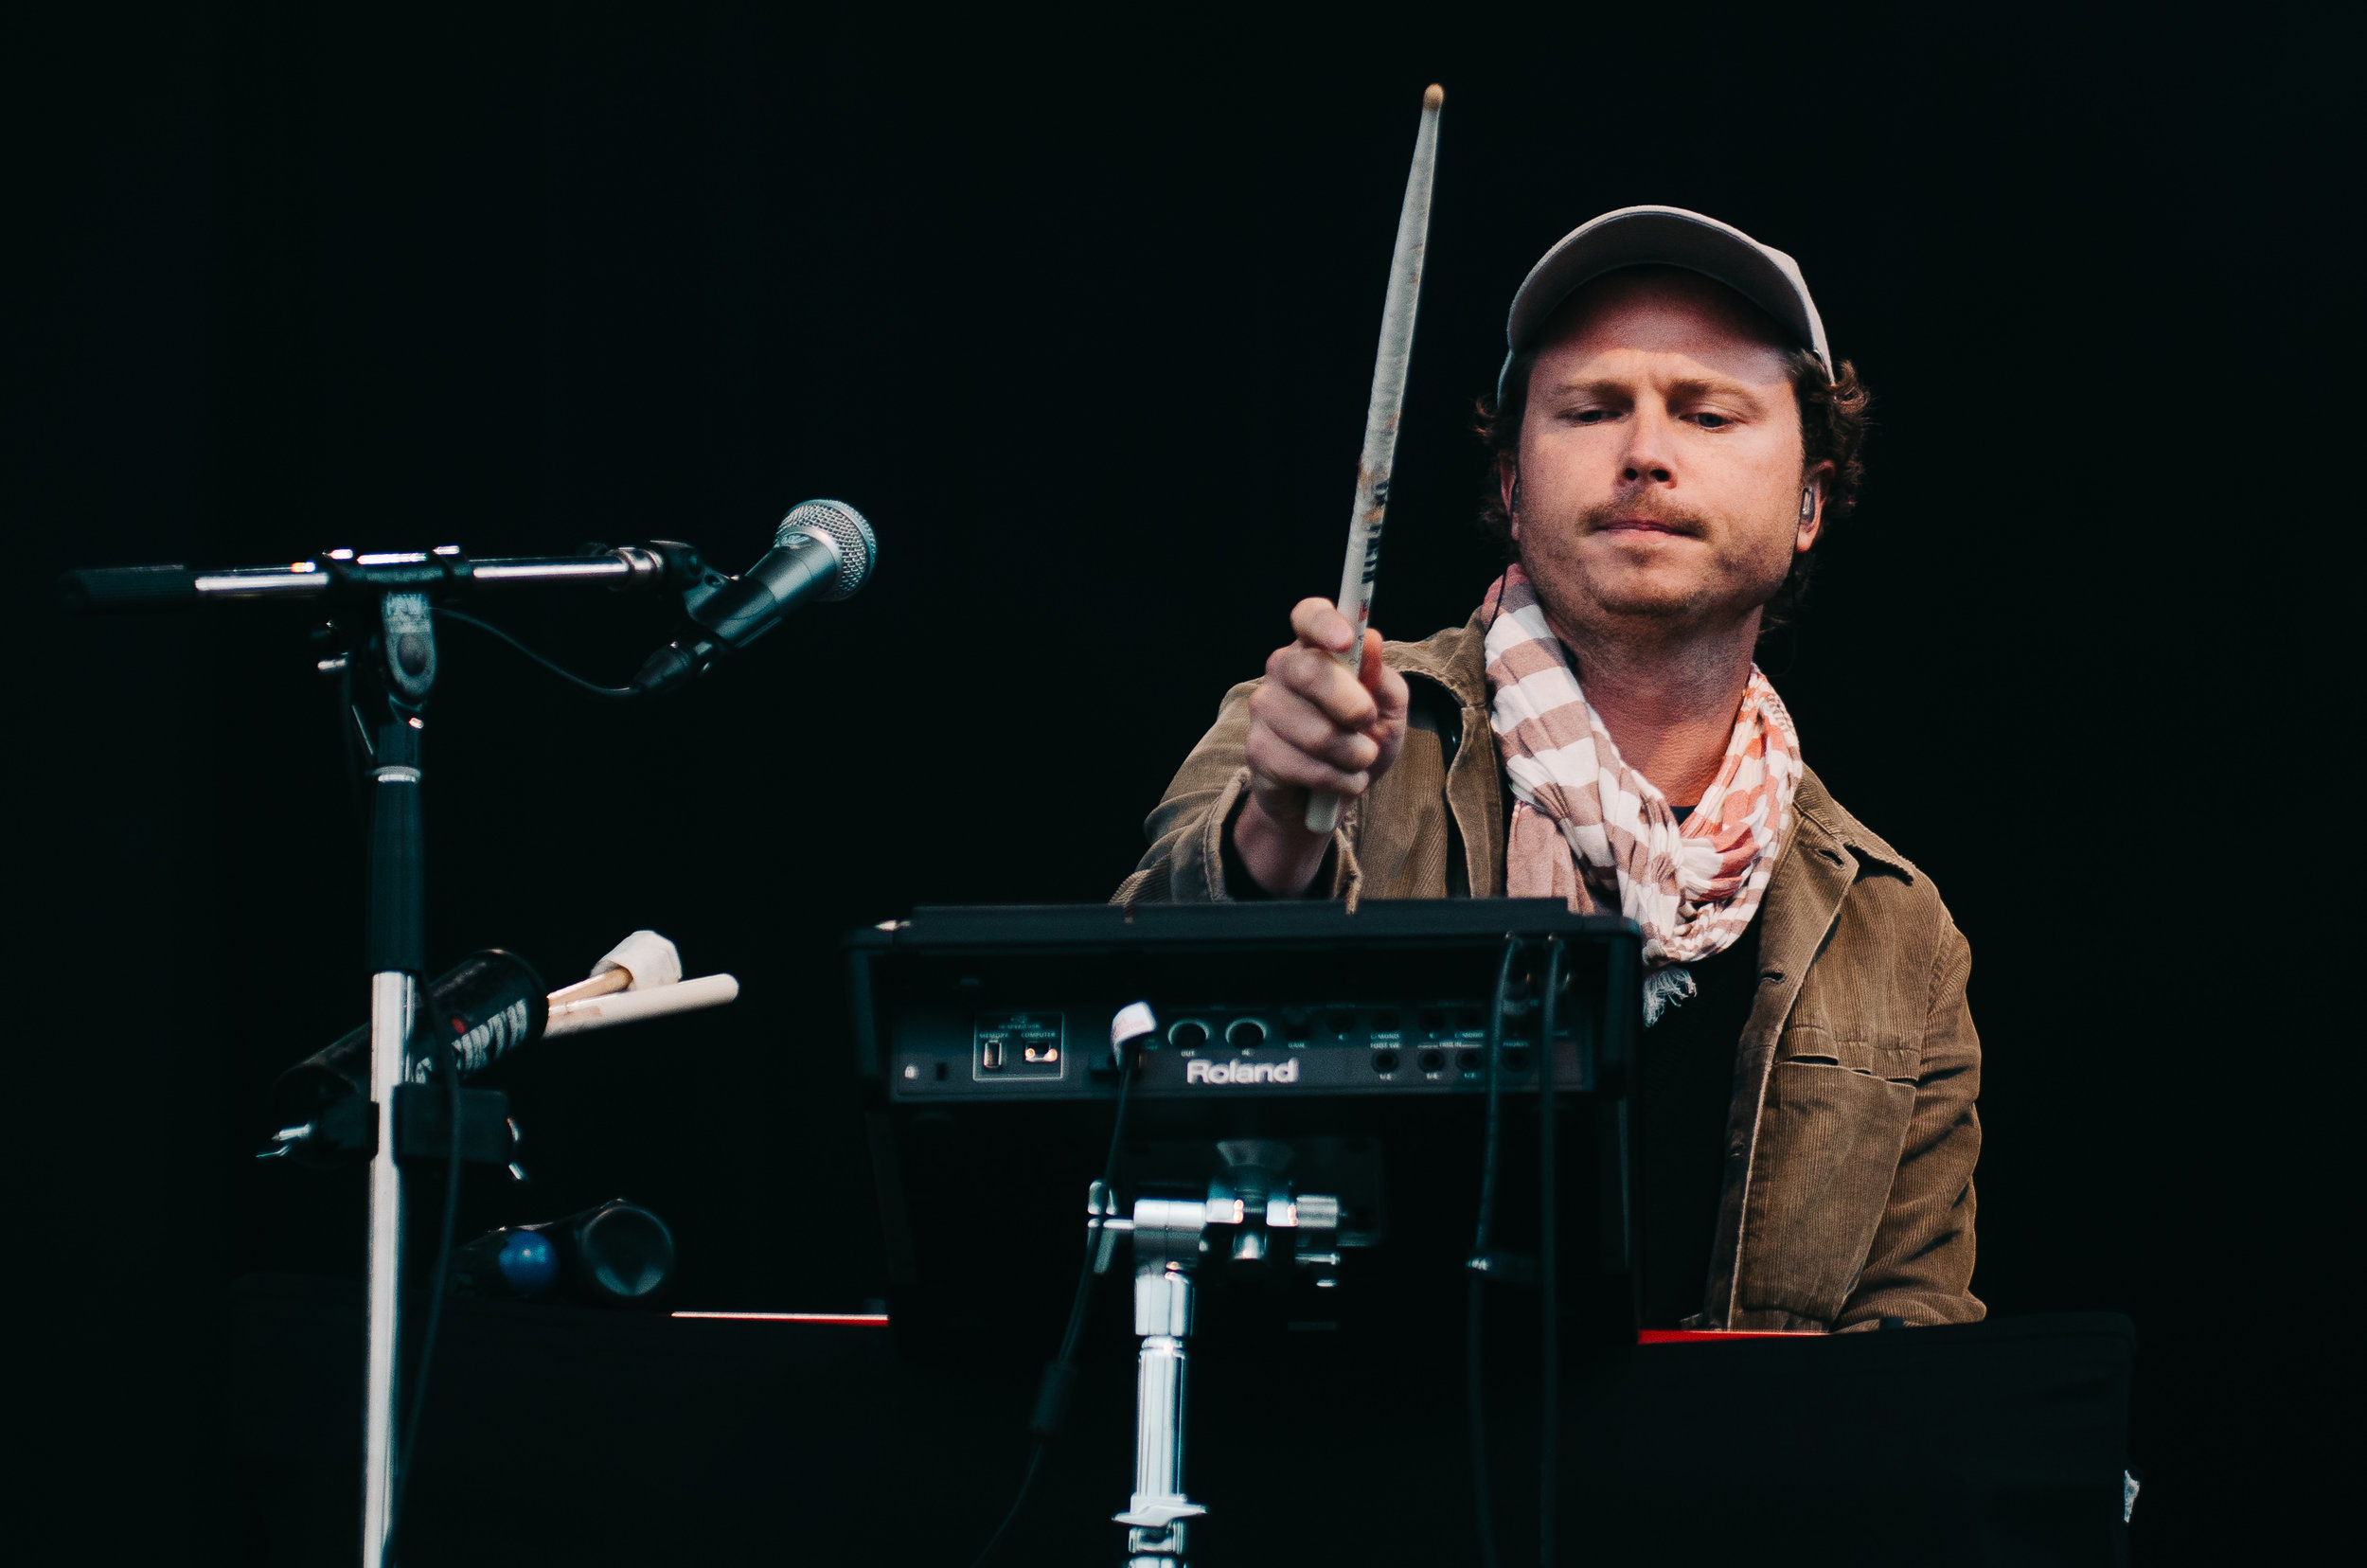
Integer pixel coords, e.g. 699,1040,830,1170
1232,597,1411,897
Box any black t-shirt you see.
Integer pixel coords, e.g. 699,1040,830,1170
1633,903,1763,1327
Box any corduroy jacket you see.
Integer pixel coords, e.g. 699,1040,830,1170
1114,610,1984,1331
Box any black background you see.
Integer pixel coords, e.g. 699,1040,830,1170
5,5,2340,1561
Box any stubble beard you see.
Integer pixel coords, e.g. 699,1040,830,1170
1517,497,1727,644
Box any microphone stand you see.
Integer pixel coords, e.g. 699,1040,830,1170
61,541,714,1567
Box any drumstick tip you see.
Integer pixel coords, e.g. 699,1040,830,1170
1423,83,1444,110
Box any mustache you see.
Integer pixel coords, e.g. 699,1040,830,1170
1581,501,1710,538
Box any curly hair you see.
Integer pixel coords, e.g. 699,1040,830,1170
1474,346,1871,632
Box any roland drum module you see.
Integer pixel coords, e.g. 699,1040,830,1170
848,900,1641,1103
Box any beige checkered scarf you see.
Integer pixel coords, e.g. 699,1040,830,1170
1482,564,1802,1025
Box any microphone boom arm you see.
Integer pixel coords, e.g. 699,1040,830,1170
58,540,722,614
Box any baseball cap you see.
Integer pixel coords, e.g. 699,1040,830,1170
1498,205,1830,401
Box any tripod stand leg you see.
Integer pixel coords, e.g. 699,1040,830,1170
1115,1261,1204,1565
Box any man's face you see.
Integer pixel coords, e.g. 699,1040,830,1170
1505,269,1823,643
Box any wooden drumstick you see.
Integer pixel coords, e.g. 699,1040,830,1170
543,972,740,1038
1307,83,1444,834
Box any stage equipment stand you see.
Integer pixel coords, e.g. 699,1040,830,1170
1087,1145,1344,1568
59,542,713,1566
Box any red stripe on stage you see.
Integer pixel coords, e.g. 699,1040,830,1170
669,1310,891,1326
1635,1328,1822,1343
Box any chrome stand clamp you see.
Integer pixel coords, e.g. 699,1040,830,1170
1087,1141,1348,1568
1112,1196,1208,1564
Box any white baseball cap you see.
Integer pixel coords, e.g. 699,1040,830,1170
1498,205,1831,401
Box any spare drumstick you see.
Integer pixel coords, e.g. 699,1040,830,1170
543,971,739,1038
1307,83,1444,834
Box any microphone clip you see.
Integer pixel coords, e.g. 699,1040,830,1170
639,540,732,617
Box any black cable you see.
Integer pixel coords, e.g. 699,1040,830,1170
970,1049,1137,1568
1537,937,1567,1568
435,607,638,700
970,1442,1049,1568
1469,937,1523,1285
1070,1054,1136,1364
1465,935,1522,1568
385,1009,466,1564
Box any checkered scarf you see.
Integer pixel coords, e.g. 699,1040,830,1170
1482,564,1802,1025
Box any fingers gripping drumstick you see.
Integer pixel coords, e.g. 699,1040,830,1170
1307,84,1443,834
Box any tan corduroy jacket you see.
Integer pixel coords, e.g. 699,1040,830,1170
1114,611,1984,1332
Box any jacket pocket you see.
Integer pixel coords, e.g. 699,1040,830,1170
1772,1024,1921,1084
1735,1029,1917,1327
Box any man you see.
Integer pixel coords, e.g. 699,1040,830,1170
1115,207,1980,1332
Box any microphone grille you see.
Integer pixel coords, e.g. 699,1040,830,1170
777,499,877,602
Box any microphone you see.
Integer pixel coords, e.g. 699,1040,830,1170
631,499,877,695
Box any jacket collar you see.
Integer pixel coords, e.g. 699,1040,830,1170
1790,771,1917,885
1382,607,1491,709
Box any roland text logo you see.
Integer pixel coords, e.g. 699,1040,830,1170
1184,1058,1299,1086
